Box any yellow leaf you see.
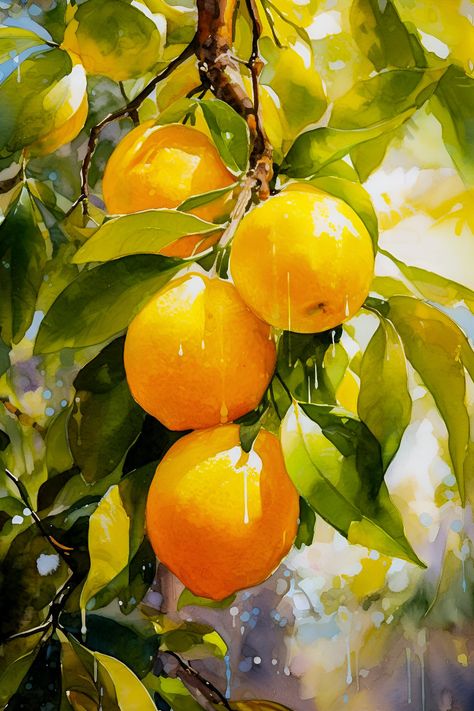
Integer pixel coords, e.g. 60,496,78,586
94,652,156,711
80,485,130,612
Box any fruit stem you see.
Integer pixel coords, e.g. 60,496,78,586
196,0,273,198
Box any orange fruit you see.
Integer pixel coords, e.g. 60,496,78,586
146,424,299,600
231,188,374,333
102,122,235,256
124,273,276,430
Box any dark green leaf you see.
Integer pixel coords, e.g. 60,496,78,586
431,66,474,185
34,255,182,354
0,647,39,709
68,338,145,483
73,210,219,264
306,176,378,250
387,296,473,503
295,497,316,549
0,188,47,344
350,0,420,70
5,639,62,710
281,402,423,565
62,613,160,679
160,622,227,658
358,318,412,470
199,99,250,173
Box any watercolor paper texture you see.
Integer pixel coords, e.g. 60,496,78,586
0,1,473,710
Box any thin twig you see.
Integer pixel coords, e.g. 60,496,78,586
4,468,73,561
79,40,196,214
119,82,139,126
162,650,232,710
1,397,45,435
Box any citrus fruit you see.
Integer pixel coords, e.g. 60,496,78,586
28,54,88,156
62,0,164,82
146,424,299,600
102,122,234,218
124,273,276,430
231,188,374,333
102,122,235,256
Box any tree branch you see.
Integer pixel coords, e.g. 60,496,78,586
78,40,197,214
1,397,45,435
196,0,273,197
160,650,231,711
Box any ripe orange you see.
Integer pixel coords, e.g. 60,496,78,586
230,188,374,333
124,273,276,430
146,424,299,600
102,122,235,256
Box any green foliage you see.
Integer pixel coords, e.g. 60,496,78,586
68,337,145,483
34,255,182,353
0,47,72,155
199,99,250,173
73,209,219,263
386,297,473,504
358,317,412,470
0,187,47,345
281,402,423,565
0,1,473,707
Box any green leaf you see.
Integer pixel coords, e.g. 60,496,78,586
80,485,130,612
259,37,327,141
177,182,238,214
177,588,236,611
431,66,474,185
62,613,159,679
68,338,145,483
358,317,412,470
0,26,46,64
350,0,420,70
94,652,156,710
350,131,394,182
87,463,156,612
281,402,423,565
282,109,414,178
73,209,219,264
380,248,474,311
295,497,316,549
199,99,250,174
0,523,70,640
330,68,443,130
0,47,73,154
306,176,378,251
0,648,39,708
160,622,227,659
387,296,473,503
156,97,197,125
34,255,182,354
151,676,203,711
0,188,47,344
4,639,62,709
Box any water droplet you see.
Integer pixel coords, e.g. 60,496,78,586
178,343,183,356
220,401,228,423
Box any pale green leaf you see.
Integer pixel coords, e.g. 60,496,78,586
73,210,218,264
387,296,473,503
0,26,46,64
281,402,423,564
358,317,412,469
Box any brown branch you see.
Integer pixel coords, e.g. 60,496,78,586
78,40,197,215
1,397,45,434
160,650,231,711
196,0,273,197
